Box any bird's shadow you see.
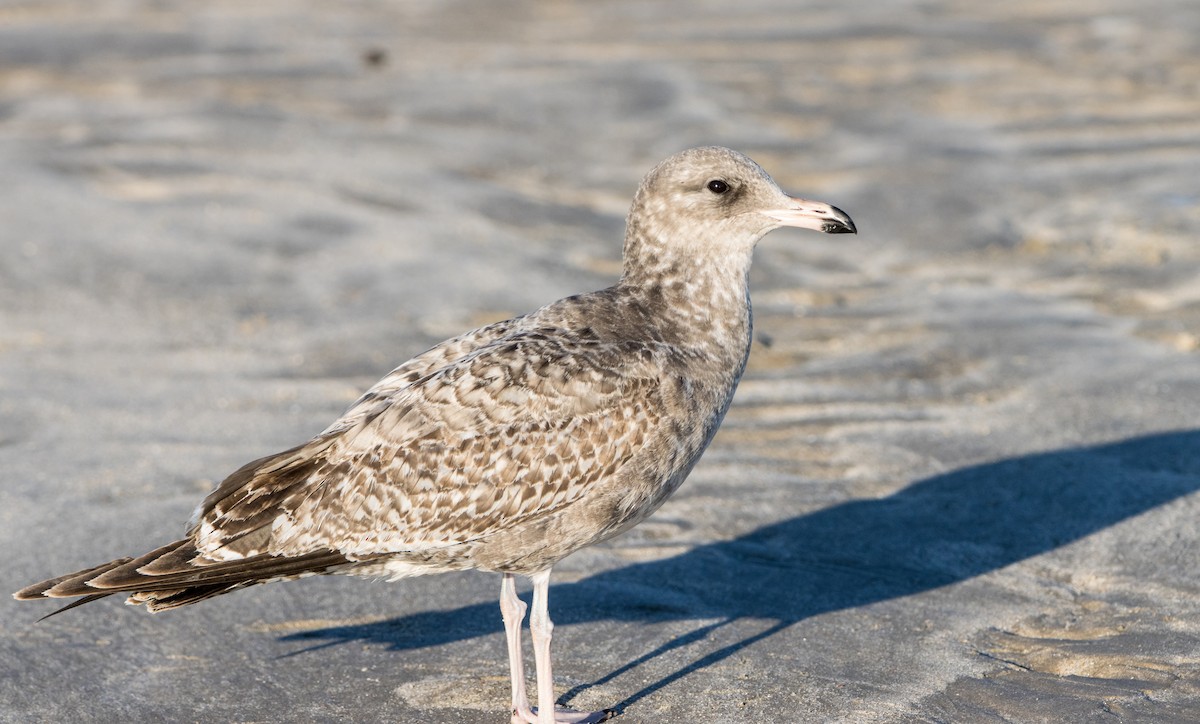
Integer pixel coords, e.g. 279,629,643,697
281,430,1200,712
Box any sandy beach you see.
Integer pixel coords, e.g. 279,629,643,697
2,1,1198,721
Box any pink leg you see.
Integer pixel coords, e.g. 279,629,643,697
529,570,558,724
525,570,614,724
501,573,537,724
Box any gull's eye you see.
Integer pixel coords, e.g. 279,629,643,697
706,179,729,194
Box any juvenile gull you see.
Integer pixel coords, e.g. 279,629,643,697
15,146,855,723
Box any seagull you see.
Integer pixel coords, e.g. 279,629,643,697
15,146,855,723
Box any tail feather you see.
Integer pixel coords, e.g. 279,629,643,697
137,540,205,576
38,593,118,621
129,582,257,612
84,549,355,592
86,540,194,589
14,539,368,615
14,559,133,600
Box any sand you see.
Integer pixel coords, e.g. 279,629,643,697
1,1,1198,722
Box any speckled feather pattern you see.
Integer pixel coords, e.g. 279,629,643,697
14,147,845,616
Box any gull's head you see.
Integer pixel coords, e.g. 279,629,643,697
625,146,855,264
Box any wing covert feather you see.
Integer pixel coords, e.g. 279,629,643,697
193,329,669,560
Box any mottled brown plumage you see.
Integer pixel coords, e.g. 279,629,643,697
15,146,855,723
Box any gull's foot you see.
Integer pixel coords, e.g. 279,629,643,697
511,705,616,723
